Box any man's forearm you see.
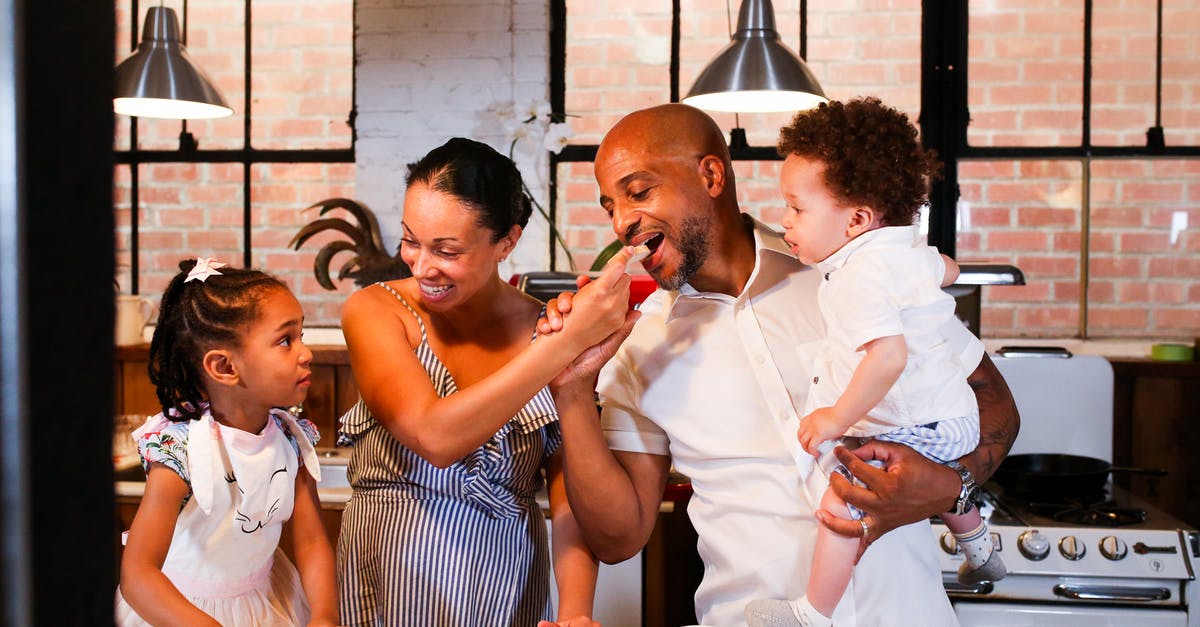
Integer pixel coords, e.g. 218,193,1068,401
554,387,667,563
959,354,1020,482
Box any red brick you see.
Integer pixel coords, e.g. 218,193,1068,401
987,231,1050,252
1150,309,1200,333
1088,307,1149,330
1089,256,1144,278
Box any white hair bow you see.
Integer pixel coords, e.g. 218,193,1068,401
185,257,227,283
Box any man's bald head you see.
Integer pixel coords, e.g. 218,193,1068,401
597,103,731,171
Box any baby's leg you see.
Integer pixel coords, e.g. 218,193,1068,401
807,486,858,615
942,509,1006,584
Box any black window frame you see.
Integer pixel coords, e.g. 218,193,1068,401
548,0,1200,272
113,0,357,294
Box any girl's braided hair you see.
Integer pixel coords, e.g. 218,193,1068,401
148,259,287,422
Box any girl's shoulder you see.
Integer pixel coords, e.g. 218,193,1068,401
135,415,191,484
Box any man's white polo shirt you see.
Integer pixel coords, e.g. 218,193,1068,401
596,217,968,626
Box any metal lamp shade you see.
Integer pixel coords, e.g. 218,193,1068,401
683,0,827,113
113,7,232,120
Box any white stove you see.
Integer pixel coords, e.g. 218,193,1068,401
933,351,1199,626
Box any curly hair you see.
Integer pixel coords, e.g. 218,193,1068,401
148,259,288,422
777,97,942,227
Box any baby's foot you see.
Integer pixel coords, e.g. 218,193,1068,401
958,549,1007,584
745,598,832,627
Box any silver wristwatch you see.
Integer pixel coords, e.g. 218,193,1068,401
945,460,979,515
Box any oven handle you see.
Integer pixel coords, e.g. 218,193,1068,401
943,581,994,595
1053,584,1171,602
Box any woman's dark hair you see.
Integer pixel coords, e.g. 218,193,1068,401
405,137,533,242
777,97,942,227
148,259,288,422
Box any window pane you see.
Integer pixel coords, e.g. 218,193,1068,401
1093,0,1199,146
251,163,358,327
120,163,245,298
556,161,611,271
565,1,672,145
957,160,1084,338
250,0,354,149
114,164,133,293
1087,160,1199,337
114,1,246,151
967,1,1084,147
1160,2,1200,144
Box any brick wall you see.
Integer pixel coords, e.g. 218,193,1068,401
558,0,1198,339
354,0,554,279
113,0,1197,338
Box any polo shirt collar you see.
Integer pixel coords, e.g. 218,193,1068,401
815,224,920,275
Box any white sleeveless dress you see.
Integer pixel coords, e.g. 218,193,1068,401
114,408,322,626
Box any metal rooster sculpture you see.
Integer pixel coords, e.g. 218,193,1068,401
290,198,411,290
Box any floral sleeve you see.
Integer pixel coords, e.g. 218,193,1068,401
137,421,191,487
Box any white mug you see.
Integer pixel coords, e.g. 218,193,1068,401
115,295,154,346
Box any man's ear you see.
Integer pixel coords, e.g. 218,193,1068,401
846,206,878,238
202,349,240,388
697,155,727,199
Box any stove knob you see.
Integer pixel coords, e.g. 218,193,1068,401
1099,535,1128,561
1018,530,1050,561
1059,536,1086,561
939,531,959,555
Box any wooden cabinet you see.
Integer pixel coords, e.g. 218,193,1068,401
1111,358,1200,529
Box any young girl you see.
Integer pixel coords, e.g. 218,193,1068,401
747,98,1005,627
115,257,339,626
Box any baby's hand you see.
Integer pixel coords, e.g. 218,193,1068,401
797,407,847,457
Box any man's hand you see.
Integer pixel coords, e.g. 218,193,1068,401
538,617,602,627
796,407,846,456
818,441,959,562
549,311,640,395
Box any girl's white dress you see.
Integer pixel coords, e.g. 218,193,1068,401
115,408,321,626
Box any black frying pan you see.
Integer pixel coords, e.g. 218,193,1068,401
993,453,1166,501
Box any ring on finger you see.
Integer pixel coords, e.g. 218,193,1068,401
859,517,870,538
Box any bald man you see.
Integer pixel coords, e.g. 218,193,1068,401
546,104,1018,626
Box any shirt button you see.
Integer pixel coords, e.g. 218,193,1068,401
813,376,819,384
755,354,765,364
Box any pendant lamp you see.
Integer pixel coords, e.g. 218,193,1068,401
683,0,827,113
113,6,233,120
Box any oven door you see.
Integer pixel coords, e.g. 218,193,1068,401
953,601,1189,626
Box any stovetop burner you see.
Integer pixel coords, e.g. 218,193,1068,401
1024,497,1147,527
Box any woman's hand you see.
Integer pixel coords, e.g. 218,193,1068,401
549,246,640,353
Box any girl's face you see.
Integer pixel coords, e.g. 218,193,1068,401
779,154,859,266
230,287,312,410
399,182,517,311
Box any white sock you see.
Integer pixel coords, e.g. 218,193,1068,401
953,522,994,568
788,596,833,627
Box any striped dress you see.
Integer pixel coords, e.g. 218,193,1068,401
336,285,562,626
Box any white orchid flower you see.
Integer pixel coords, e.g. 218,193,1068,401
543,122,575,154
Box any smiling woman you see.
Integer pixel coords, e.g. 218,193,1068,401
335,137,637,627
